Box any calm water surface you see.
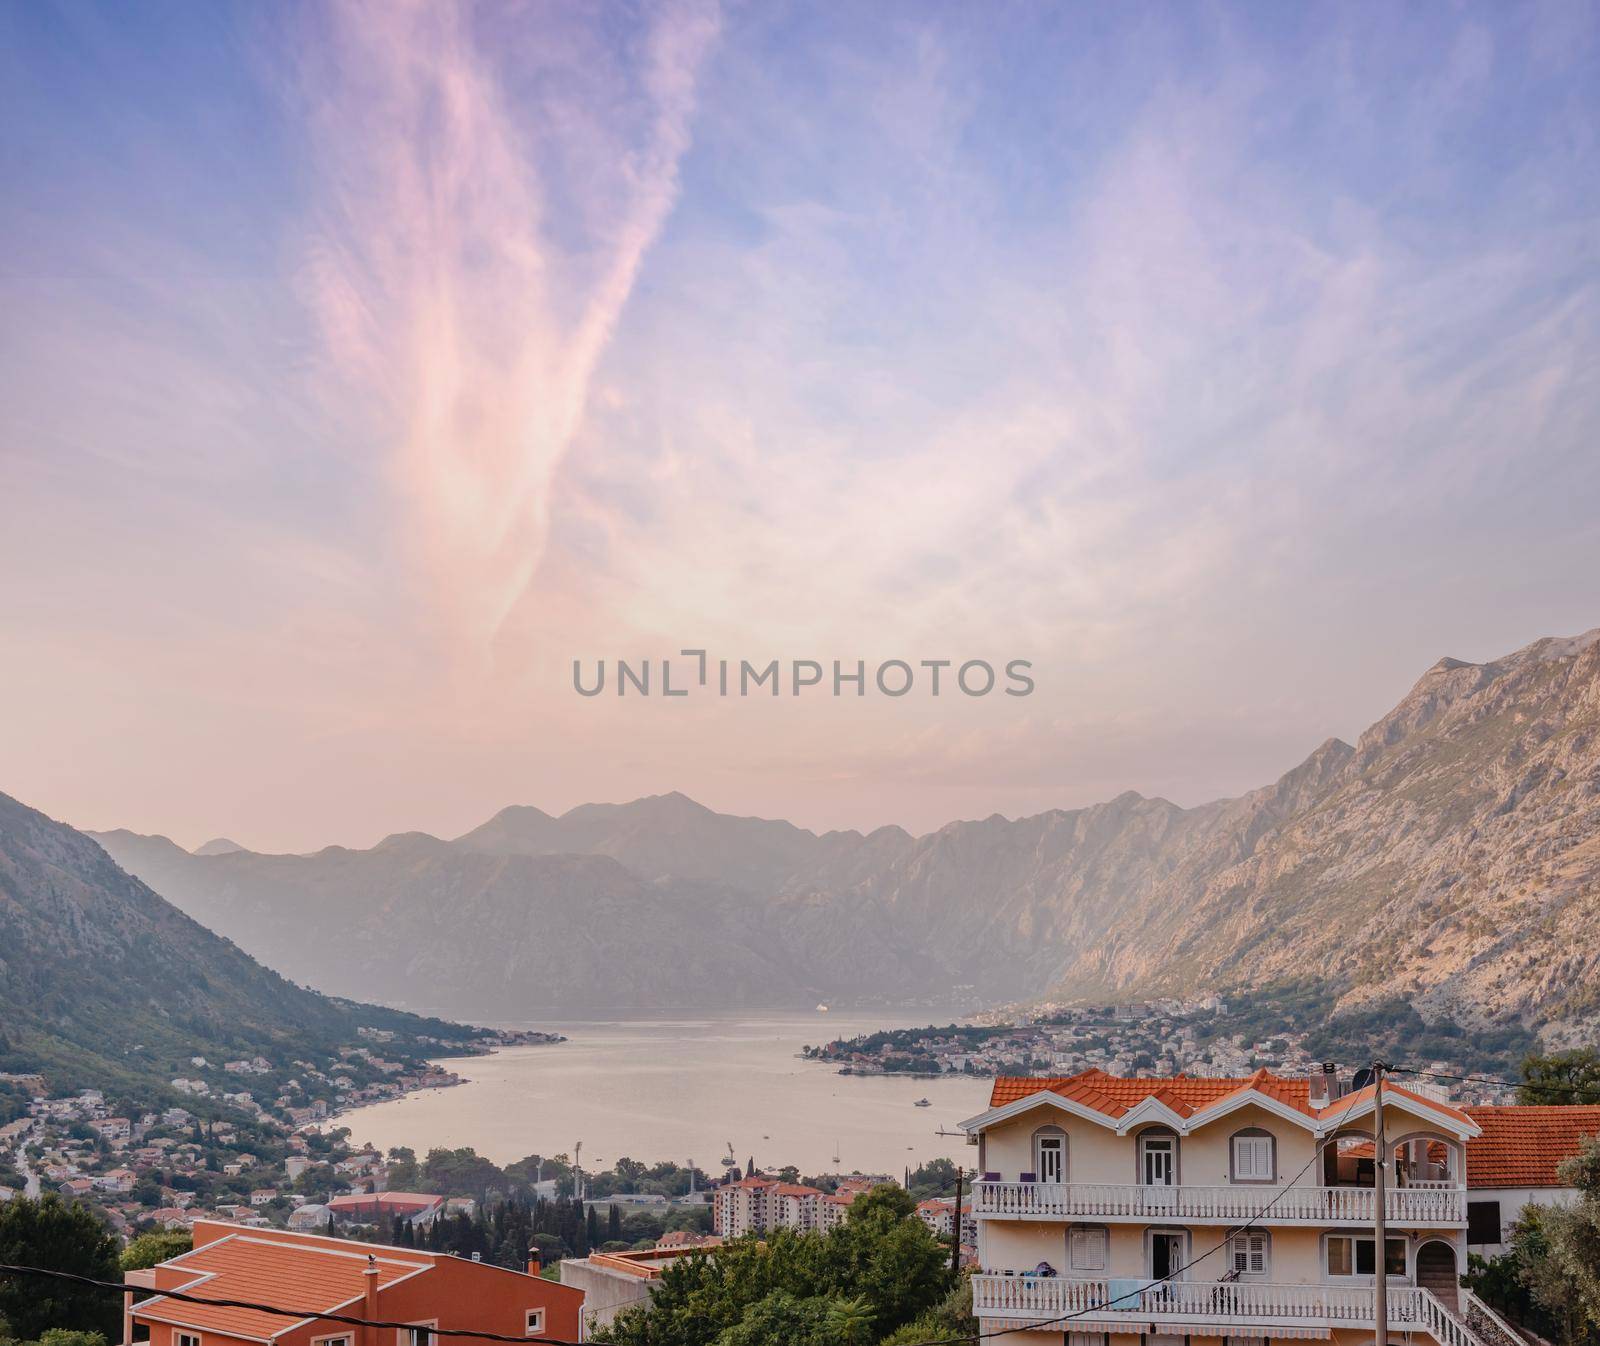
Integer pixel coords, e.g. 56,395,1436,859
339,1011,989,1177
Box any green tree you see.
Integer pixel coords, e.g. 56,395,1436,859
386,1146,421,1189
1500,1135,1600,1346
596,1184,950,1346
38,1331,110,1346
420,1147,506,1203
1521,1049,1600,1106
121,1230,192,1271
824,1294,875,1345
0,1196,120,1340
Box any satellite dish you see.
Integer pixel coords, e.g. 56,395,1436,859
1351,1067,1375,1092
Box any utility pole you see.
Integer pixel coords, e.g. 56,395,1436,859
950,1165,964,1276
1372,1062,1388,1346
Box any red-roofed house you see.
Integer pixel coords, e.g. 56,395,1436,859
1463,1104,1600,1253
961,1068,1487,1346
125,1219,584,1346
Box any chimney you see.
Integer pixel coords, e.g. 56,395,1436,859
1320,1062,1340,1105
527,1246,541,1276
362,1254,379,1346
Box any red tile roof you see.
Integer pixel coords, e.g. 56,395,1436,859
138,1232,431,1341
988,1069,1477,1132
1465,1105,1600,1188
988,1068,1313,1116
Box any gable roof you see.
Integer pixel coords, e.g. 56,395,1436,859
1465,1105,1600,1188
135,1230,431,1341
971,1068,1479,1138
987,1068,1315,1118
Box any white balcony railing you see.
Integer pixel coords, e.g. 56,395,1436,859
972,1180,1464,1225
972,1277,1481,1346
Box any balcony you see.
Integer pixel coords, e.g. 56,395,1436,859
972,1180,1464,1227
971,1277,1482,1346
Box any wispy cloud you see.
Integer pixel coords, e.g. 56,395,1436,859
295,0,720,653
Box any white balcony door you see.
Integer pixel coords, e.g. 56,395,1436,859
1141,1136,1175,1185
1037,1135,1065,1185
1149,1231,1185,1281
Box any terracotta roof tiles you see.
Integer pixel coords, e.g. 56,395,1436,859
1465,1105,1600,1188
988,1068,1314,1116
138,1233,431,1341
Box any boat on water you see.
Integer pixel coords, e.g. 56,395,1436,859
816,1003,829,1012
914,1098,932,1108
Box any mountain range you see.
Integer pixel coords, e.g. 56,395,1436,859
0,790,478,1100
89,630,1600,1044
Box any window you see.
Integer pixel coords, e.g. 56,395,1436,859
525,1309,546,1336
1231,1132,1275,1182
1229,1230,1269,1277
1326,1235,1406,1278
1467,1200,1502,1244
177,1335,202,1346
1069,1226,1108,1271
400,1326,435,1346
1034,1128,1067,1185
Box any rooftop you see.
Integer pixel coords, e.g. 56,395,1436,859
135,1229,431,1340
1465,1105,1600,1188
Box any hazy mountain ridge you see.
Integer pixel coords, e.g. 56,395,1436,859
0,792,477,1097
89,631,1600,1039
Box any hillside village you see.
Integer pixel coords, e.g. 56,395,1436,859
0,1028,557,1235
806,998,1524,1106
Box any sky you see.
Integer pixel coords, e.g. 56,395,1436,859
2,0,1598,853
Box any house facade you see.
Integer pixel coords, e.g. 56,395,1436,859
127,1219,585,1346
960,1068,1488,1346
1463,1103,1600,1255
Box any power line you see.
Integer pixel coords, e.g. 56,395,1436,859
0,1260,572,1346
1390,1064,1600,1099
893,1074,1375,1346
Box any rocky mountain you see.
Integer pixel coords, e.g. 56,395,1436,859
90,631,1600,1042
0,791,478,1098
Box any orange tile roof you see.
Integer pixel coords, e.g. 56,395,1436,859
1465,1105,1600,1188
137,1233,431,1341
988,1067,1314,1116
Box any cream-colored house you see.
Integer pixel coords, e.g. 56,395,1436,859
960,1068,1497,1346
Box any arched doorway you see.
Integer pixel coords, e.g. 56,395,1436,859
1417,1240,1459,1310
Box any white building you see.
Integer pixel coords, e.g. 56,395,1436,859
960,1067,1506,1346
1463,1103,1600,1254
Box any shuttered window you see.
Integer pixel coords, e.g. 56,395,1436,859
1069,1226,1108,1271
1232,1133,1274,1181
1230,1230,1268,1276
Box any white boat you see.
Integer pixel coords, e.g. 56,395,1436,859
816,1003,829,1012
914,1098,932,1108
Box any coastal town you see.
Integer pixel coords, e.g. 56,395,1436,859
0,1027,562,1237
804,997,1527,1106
12,1052,1596,1346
